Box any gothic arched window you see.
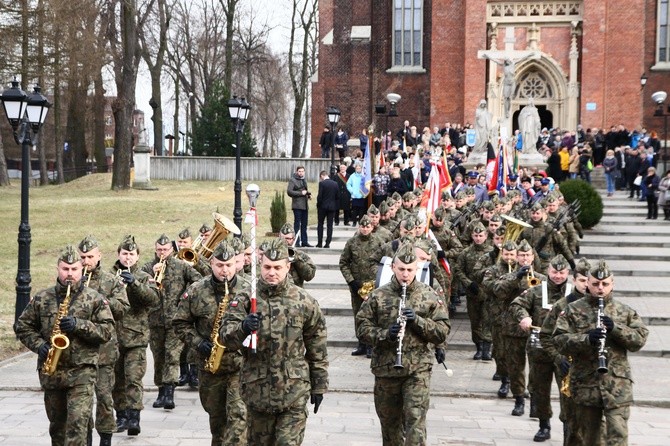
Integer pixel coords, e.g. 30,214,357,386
515,71,553,99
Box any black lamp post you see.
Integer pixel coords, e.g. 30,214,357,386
1,79,51,325
228,95,251,232
652,91,669,174
326,106,340,170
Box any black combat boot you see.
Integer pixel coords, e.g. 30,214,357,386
177,363,189,386
351,342,367,356
481,342,492,361
163,384,176,410
533,419,551,442
127,409,141,436
497,377,510,398
473,342,483,360
115,409,128,432
512,395,525,416
152,386,165,408
99,433,112,446
188,364,199,389
492,372,501,381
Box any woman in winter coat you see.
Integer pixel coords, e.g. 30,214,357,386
657,169,670,220
644,166,661,219
602,149,618,197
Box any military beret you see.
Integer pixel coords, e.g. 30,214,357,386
379,201,389,214
549,254,569,271
574,257,592,277
400,217,416,231
58,245,81,264
465,188,475,196
118,235,138,252
78,235,99,253
279,223,294,235
178,228,192,240
507,190,520,199
494,227,506,237
367,204,380,215
392,192,403,202
402,192,415,202
212,240,236,261
529,202,544,213
394,242,417,264
441,191,453,201
413,188,423,197
489,214,502,223
156,234,171,245
199,223,213,234
467,171,479,178
481,201,495,211
414,238,434,255
471,222,486,234
545,194,558,204
228,237,244,255
517,239,533,252
540,178,551,185
501,240,518,251
454,191,466,200
359,215,372,227
433,207,446,221
258,240,270,252
264,238,290,262
589,259,612,280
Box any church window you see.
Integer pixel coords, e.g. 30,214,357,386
658,0,670,65
393,0,423,68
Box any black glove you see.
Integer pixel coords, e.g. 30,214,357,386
242,313,261,335
489,245,500,262
467,282,479,295
601,315,614,332
435,348,446,364
559,357,571,375
119,270,135,285
310,393,323,414
402,308,416,324
197,339,213,356
516,265,530,280
587,328,606,346
59,316,77,334
38,342,51,362
568,259,576,270
437,250,446,260
349,280,362,293
575,245,580,255
388,323,401,341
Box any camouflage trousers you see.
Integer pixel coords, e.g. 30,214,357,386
246,396,309,446
198,370,247,446
113,345,147,411
42,365,96,446
574,404,629,446
466,295,491,344
560,393,581,445
350,288,365,337
91,364,116,434
528,359,560,420
149,325,181,385
501,335,527,396
374,372,431,446
491,323,507,377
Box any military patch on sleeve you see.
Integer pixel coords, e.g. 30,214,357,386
103,299,109,305
230,300,238,307
437,299,444,306
559,310,565,316
182,292,189,300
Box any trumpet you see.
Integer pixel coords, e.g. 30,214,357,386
527,265,540,287
82,266,92,287
154,255,167,290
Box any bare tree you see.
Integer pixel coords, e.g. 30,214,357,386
218,0,240,93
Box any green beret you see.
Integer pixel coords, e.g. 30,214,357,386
78,235,99,253
471,222,486,234
529,202,544,213
118,235,138,252
574,258,592,276
402,192,414,202
199,223,213,234
156,234,171,245
379,201,389,214
228,237,244,255
279,223,294,235
178,228,192,240
394,242,417,264
433,207,445,221
549,254,569,271
59,245,81,264
501,240,518,251
264,239,290,262
212,240,236,261
414,238,434,255
367,204,380,215
359,215,372,227
412,188,422,197
517,239,532,252
589,259,612,280
545,194,558,204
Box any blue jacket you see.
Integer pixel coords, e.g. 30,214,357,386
347,172,365,199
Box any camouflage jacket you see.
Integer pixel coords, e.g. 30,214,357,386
193,256,213,277
220,276,328,413
454,241,492,294
356,277,450,378
289,248,316,288
173,275,248,375
372,225,393,244
430,226,464,265
86,264,130,365
553,293,649,408
510,279,571,361
547,210,578,254
379,218,398,234
142,255,202,328
111,261,160,348
539,289,585,368
340,232,385,284
521,220,574,264
15,280,114,385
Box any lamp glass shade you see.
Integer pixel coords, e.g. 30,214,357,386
239,98,251,122
228,96,242,120
1,80,28,127
326,106,341,126
26,85,51,132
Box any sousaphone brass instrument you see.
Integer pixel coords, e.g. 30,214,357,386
500,214,532,244
179,213,241,263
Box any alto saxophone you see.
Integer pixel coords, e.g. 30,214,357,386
204,280,231,373
560,356,572,397
154,255,167,290
41,282,73,376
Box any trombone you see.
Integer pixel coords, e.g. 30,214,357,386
527,265,540,287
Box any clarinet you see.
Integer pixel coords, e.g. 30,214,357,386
597,297,608,374
393,282,408,370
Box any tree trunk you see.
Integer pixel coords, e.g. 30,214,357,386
149,72,163,155
93,73,107,172
0,133,10,186
37,0,48,185
173,76,180,155
53,25,64,185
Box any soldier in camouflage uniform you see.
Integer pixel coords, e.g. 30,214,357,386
356,242,450,446
430,207,463,266
78,235,130,446
521,203,575,272
278,223,316,288
220,239,328,445
540,258,591,446
142,234,202,410
173,241,247,446
15,246,114,446
378,201,398,234
510,254,573,442
544,194,578,255
229,237,251,282
340,215,385,356
553,260,649,446
176,227,212,276
367,204,393,243
112,235,160,436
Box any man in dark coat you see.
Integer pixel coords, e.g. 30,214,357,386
316,170,340,248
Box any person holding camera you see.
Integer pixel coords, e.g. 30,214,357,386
287,165,313,247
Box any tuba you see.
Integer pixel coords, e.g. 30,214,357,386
204,280,231,373
198,213,241,261
501,214,532,244
42,282,73,376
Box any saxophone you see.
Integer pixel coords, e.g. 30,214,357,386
560,356,572,397
41,282,73,376
154,255,167,290
204,280,231,374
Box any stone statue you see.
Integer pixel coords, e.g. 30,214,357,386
518,98,541,154
482,52,537,119
473,99,493,155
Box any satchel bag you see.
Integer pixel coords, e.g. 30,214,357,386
633,175,642,186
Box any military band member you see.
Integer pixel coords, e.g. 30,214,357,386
220,239,329,445
553,260,649,446
111,235,160,436
278,223,316,288
367,204,393,243
15,246,114,446
78,235,130,446
356,242,450,445
176,227,212,276
142,234,202,410
173,240,247,445
522,203,575,272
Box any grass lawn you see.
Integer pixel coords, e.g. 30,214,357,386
0,173,318,361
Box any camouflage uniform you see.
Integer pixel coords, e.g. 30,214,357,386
15,265,114,446
288,248,316,288
173,273,248,446
554,289,648,445
546,209,578,255
220,260,328,445
356,273,450,446
521,218,574,272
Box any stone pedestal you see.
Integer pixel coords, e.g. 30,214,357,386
132,145,158,190
464,151,546,171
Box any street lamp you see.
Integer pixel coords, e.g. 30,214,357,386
326,106,340,169
228,95,251,232
652,91,669,173
0,79,51,325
